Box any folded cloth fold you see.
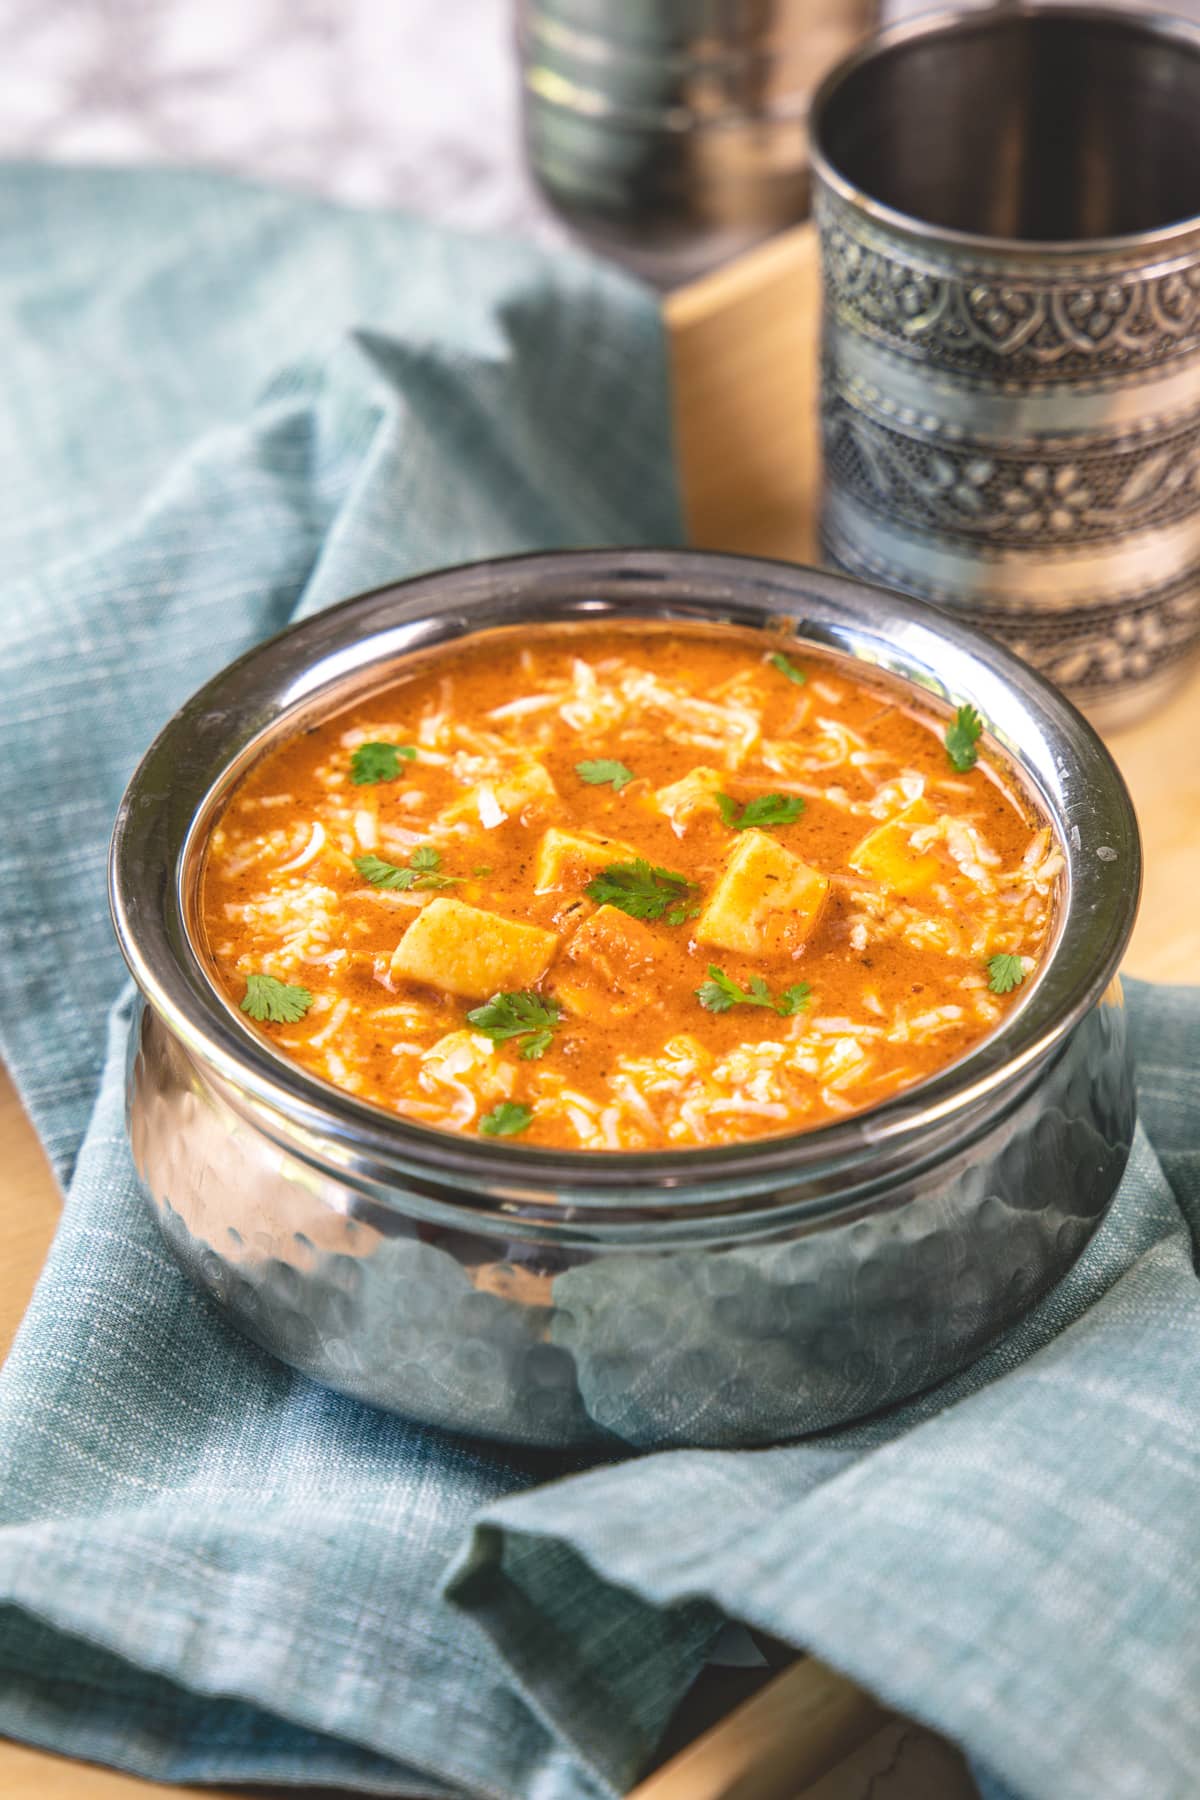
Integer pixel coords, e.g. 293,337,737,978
1,165,1198,1800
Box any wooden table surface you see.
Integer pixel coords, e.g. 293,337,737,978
1,223,1196,1800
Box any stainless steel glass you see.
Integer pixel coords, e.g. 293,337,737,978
811,5,1200,729
518,0,877,286
110,550,1140,1449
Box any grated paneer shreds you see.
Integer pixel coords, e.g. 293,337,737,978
201,625,1059,1150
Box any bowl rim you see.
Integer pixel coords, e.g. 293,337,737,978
809,1,1200,264
109,547,1141,1205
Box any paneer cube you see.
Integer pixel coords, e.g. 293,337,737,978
533,827,636,893
695,829,828,957
848,799,941,898
655,766,724,829
556,904,663,1019
390,898,558,1000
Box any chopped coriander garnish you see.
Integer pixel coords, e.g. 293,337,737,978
575,758,636,793
768,651,807,686
354,853,411,889
696,968,751,1013
665,901,702,927
354,845,460,892
473,865,493,877
467,990,562,1060
777,983,813,1016
240,972,314,1025
350,741,418,785
945,704,983,773
716,792,806,832
987,953,1027,996
479,1101,533,1138
585,858,696,923
696,967,811,1017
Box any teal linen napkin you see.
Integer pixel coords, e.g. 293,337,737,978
1,164,1198,1800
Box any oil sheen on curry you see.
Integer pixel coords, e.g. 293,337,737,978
201,625,1060,1151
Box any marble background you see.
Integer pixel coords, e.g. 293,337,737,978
0,0,1195,255
0,0,558,237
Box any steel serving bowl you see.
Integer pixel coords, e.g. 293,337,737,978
110,550,1140,1449
810,4,1200,727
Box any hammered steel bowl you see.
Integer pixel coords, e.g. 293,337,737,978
110,551,1140,1450
811,5,1200,728
518,0,877,286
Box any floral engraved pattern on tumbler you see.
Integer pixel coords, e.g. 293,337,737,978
811,5,1200,723
820,198,1200,380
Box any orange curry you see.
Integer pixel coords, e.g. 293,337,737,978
200,624,1060,1149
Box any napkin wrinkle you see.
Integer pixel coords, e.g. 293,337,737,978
0,1006,628,1800
0,173,678,1186
0,489,321,1178
0,1606,456,1799
0,161,695,1799
447,1524,724,1785
449,1076,1200,1800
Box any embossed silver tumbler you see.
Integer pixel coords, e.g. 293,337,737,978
519,0,877,287
811,5,1200,726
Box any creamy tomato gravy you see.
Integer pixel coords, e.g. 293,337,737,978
200,624,1060,1149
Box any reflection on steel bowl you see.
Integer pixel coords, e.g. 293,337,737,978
110,551,1140,1449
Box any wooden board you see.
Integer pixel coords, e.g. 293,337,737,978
0,221,1196,1800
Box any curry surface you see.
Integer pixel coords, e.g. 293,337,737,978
200,624,1059,1149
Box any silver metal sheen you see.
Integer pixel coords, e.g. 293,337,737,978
517,0,877,286
110,550,1141,1448
810,5,1200,727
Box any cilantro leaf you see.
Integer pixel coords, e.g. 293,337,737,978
241,972,314,1025
467,991,561,1059
768,651,807,686
575,758,635,793
696,966,810,1017
716,792,806,832
945,704,983,773
410,869,462,893
479,1101,533,1138
987,953,1027,995
777,982,812,1017
350,741,418,785
695,968,744,1013
354,845,460,892
665,901,702,927
585,858,696,922
354,852,417,891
